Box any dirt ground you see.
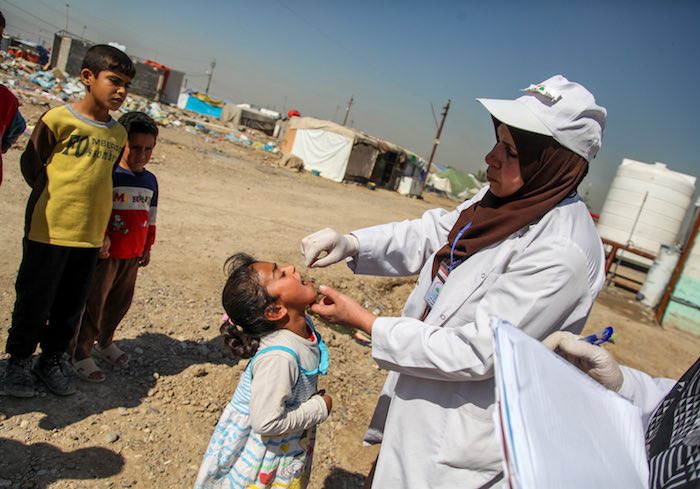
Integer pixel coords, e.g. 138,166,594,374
1,96,698,489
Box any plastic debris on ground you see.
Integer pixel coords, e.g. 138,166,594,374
1,51,283,159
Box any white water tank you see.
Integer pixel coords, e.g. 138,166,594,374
597,159,696,262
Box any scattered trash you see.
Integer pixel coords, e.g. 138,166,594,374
1,52,284,159
30,71,56,90
262,142,279,153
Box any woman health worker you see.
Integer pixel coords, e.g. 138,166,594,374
301,75,608,488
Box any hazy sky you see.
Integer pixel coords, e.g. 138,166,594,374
4,0,699,212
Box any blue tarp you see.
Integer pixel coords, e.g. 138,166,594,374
184,96,223,118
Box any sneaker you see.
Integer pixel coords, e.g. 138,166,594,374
3,356,36,398
32,352,76,396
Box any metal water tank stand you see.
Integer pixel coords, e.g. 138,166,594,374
603,238,656,291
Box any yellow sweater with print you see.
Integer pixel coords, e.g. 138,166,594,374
20,105,127,248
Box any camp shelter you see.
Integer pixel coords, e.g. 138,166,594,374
281,116,426,189
427,167,484,200
370,146,426,192
177,90,224,118
220,105,279,136
49,33,184,102
280,117,354,182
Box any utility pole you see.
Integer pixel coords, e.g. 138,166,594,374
81,25,87,41
205,58,216,95
420,99,451,193
64,4,70,33
342,95,354,126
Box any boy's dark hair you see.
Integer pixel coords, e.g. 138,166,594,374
81,44,135,79
220,253,278,358
118,111,159,138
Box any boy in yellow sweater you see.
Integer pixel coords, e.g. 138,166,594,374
3,45,135,397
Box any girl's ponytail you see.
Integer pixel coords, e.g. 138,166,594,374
220,319,260,359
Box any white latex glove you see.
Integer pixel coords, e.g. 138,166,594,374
543,331,624,392
300,228,359,268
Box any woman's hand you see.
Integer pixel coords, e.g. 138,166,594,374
311,285,376,336
300,228,359,268
543,331,624,392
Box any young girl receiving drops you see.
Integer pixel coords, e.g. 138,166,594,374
195,253,332,489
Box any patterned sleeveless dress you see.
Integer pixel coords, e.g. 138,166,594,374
194,322,329,489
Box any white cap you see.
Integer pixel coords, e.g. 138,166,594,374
477,75,607,162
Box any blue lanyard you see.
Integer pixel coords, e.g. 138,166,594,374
448,221,472,271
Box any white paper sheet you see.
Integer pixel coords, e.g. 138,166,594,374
492,319,649,488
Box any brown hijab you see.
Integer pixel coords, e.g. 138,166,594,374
431,121,589,278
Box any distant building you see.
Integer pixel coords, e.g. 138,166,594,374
49,31,184,104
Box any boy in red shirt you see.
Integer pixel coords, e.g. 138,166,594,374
0,11,27,186
72,111,159,382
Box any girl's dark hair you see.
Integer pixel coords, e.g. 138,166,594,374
81,44,136,79
220,253,278,358
118,111,159,138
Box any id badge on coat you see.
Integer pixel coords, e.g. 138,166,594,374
424,261,449,308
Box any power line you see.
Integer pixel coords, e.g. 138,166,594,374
20,0,208,65
34,0,65,18
2,14,46,36
8,1,216,72
63,2,207,63
5,25,47,41
273,0,430,105
1,0,62,30
430,102,439,129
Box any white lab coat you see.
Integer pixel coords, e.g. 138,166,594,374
349,187,606,488
618,367,676,428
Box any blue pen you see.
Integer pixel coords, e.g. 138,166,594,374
581,326,616,346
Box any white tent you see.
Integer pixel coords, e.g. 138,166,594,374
283,117,356,182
